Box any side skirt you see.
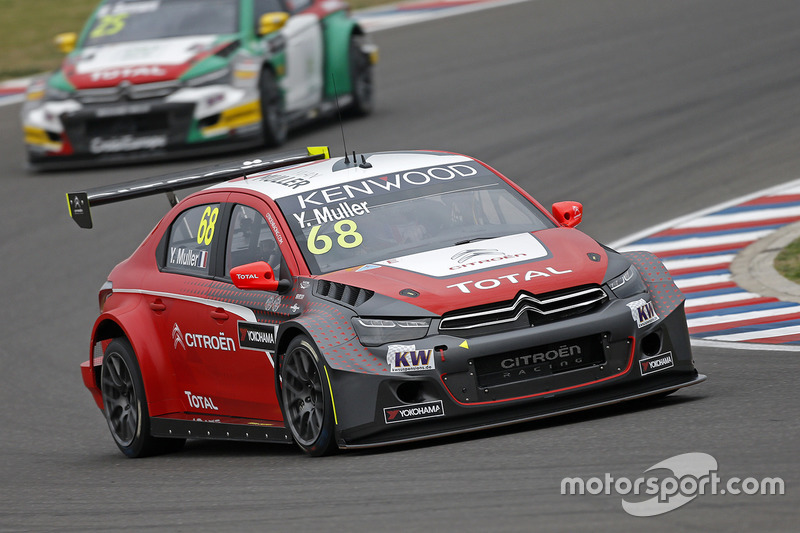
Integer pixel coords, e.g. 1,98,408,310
150,415,293,445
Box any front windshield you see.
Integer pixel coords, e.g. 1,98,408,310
275,161,556,274
84,0,239,46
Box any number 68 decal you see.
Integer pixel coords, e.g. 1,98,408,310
197,206,219,246
307,220,363,255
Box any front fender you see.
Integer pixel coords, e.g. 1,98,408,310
322,12,360,97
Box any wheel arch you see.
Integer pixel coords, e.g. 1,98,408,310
273,323,311,408
322,13,363,98
90,308,182,417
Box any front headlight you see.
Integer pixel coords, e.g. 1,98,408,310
608,265,647,298
352,318,431,347
44,83,72,101
186,67,232,87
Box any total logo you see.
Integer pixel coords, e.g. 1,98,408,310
383,400,444,424
89,66,167,82
185,390,219,411
172,323,237,352
447,267,573,293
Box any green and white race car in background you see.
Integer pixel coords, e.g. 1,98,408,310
22,0,377,168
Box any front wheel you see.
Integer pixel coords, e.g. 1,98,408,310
100,338,185,458
280,336,337,456
348,35,374,116
259,69,288,147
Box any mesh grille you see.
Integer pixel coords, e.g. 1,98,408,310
76,80,180,104
440,286,607,331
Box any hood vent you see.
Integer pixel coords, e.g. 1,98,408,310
316,280,374,307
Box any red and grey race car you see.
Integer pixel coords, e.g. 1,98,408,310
69,147,705,457
23,0,376,168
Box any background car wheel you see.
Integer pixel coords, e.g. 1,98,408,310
259,69,288,147
348,35,374,116
280,336,337,456
101,338,185,458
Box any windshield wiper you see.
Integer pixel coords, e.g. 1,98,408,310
453,237,498,246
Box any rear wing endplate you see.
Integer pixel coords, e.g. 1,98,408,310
66,146,330,229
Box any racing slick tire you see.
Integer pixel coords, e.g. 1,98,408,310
100,338,185,458
348,35,374,117
279,336,337,456
259,69,288,147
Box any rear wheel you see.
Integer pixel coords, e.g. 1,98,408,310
259,69,288,147
101,338,185,458
280,336,337,456
348,34,374,116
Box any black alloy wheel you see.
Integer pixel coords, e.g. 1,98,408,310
280,336,337,456
100,338,184,457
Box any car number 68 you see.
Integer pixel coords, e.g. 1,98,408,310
197,206,219,246
307,219,363,255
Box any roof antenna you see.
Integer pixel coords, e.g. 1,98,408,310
332,75,349,164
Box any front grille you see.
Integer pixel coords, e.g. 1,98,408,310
76,80,180,104
85,113,169,137
316,280,374,307
473,334,605,387
440,286,607,331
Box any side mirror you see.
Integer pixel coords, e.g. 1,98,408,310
54,32,77,54
258,12,290,36
230,261,288,292
552,201,583,228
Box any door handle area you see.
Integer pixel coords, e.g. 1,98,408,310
149,299,166,312
210,308,229,321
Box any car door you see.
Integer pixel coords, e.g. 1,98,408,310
255,0,324,112
207,195,299,421
142,193,236,419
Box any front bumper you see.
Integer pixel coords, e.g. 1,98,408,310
22,86,263,168
325,299,702,449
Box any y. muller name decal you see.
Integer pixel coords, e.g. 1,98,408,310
283,162,481,228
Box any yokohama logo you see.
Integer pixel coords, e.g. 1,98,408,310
383,400,444,424
237,321,277,352
640,352,674,376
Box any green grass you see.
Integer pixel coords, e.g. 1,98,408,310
774,236,800,283
0,0,394,81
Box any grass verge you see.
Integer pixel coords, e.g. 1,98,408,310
774,236,800,284
0,0,394,81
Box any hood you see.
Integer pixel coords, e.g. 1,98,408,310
322,229,611,316
64,35,225,89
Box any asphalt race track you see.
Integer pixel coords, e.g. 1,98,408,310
1,0,799,530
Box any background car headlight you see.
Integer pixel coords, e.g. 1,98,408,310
186,67,232,87
352,318,431,346
608,265,647,298
44,83,72,101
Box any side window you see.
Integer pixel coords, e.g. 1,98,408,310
286,0,311,13
225,205,282,279
164,203,221,277
254,0,287,18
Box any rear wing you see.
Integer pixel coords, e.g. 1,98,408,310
66,146,330,229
